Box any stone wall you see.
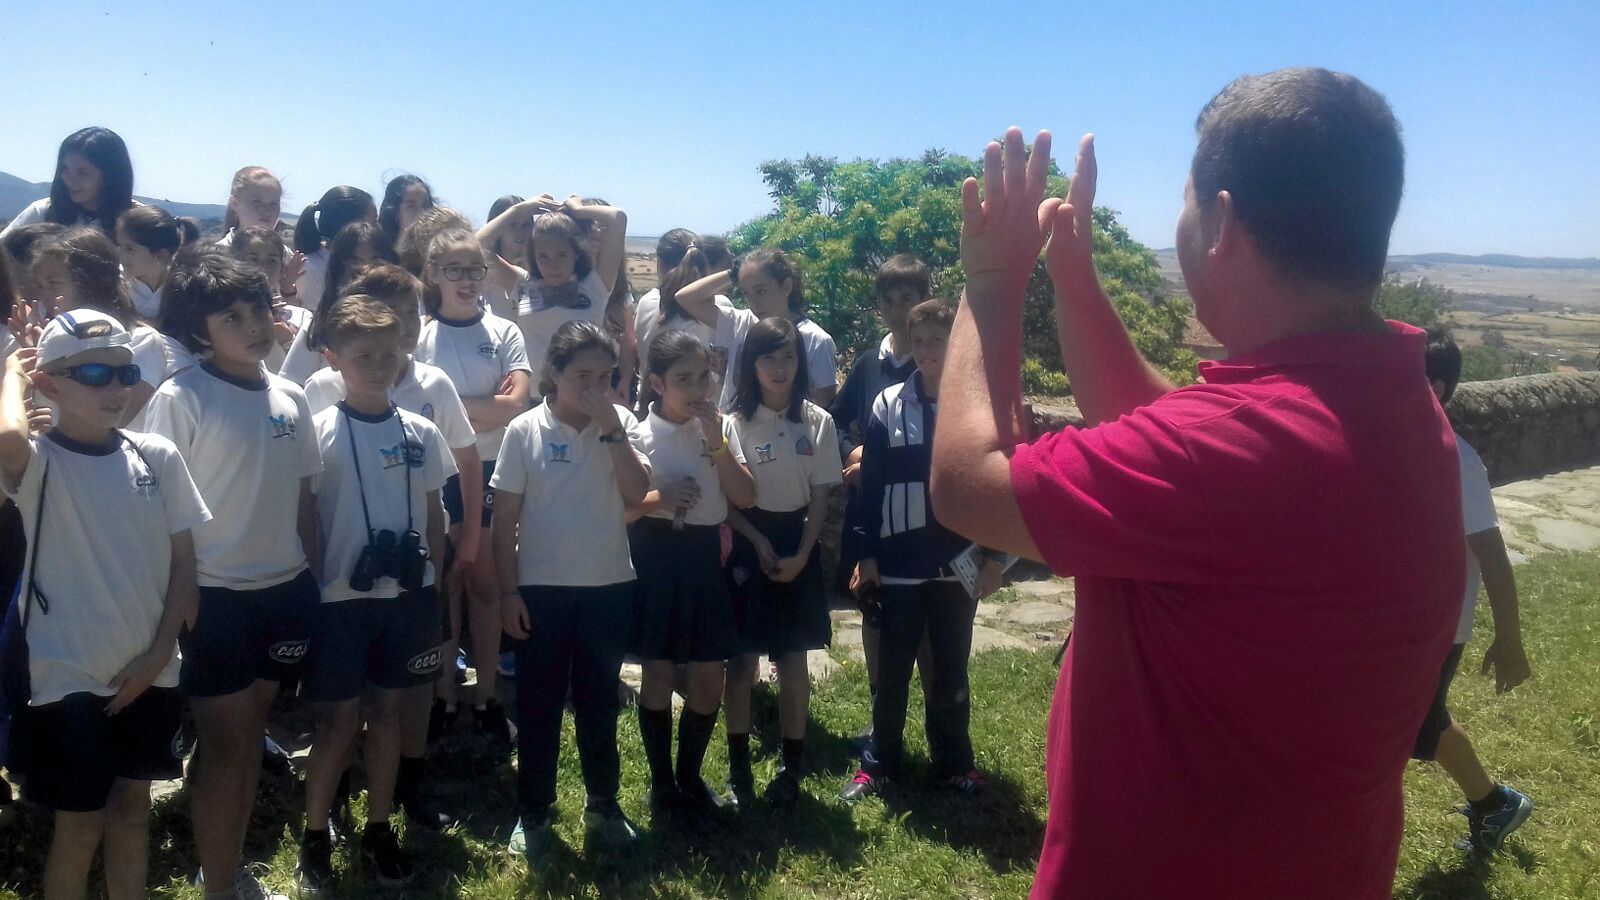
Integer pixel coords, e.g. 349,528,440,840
1025,373,1600,486
1447,372,1600,485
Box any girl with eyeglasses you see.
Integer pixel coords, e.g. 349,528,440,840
414,228,530,741
477,196,628,386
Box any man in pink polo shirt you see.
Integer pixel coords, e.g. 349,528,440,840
931,69,1462,898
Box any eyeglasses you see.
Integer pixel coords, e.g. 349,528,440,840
439,264,488,282
52,363,141,387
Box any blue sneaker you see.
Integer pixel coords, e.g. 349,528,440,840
498,652,517,678
455,649,469,685
1462,785,1533,852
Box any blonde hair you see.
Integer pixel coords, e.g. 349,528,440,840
224,166,281,232
323,293,401,351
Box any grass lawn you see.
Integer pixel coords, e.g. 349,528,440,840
3,552,1598,898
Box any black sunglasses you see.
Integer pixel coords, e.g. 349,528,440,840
52,363,141,387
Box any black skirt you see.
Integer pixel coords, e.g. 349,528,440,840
728,507,832,657
628,518,736,662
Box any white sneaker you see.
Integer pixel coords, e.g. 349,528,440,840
234,864,289,900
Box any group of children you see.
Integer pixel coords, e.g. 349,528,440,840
0,127,1011,900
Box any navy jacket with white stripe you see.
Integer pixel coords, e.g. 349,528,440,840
853,371,971,581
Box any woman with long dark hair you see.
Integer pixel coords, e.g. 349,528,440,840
2,127,136,238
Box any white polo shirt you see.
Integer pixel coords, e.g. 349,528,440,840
635,408,745,527
1,431,211,705
416,309,531,460
1456,435,1499,644
313,404,455,603
512,269,611,373
143,362,323,589
730,400,843,513
276,323,325,386
303,359,476,451
490,402,650,587
713,307,838,410
292,248,329,310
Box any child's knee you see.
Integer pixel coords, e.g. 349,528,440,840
52,809,107,850
104,781,152,828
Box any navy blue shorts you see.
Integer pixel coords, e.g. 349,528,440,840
442,460,496,529
180,569,319,698
302,588,444,703
1412,642,1466,761
14,688,183,812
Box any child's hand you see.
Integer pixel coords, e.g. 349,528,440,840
662,476,700,512
272,302,299,347
451,532,480,577
853,559,880,592
770,555,807,584
960,127,1056,290
975,559,1005,600
24,396,52,434
4,347,32,379
501,592,531,641
283,252,307,297
106,649,168,714
691,402,723,446
7,300,41,347
497,373,518,397
578,386,624,433
1481,636,1531,693
842,444,863,485
752,536,779,574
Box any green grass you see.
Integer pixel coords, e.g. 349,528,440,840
3,553,1599,898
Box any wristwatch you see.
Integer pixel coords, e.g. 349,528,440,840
598,427,627,443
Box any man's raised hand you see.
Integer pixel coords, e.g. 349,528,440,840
1044,134,1099,292
960,128,1054,292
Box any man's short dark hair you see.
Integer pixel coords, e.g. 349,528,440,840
1192,67,1404,294
1424,328,1462,403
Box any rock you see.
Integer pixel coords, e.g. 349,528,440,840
1003,601,1076,627
1530,518,1600,552
970,624,1033,654
1448,373,1600,484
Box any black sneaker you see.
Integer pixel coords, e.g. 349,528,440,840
582,798,641,851
294,831,335,895
509,809,554,863
677,778,728,815
726,766,756,809
838,768,885,803
428,699,459,744
475,698,514,744
399,793,456,832
763,769,801,808
361,822,413,888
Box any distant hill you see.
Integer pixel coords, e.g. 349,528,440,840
0,169,232,225
1389,253,1600,271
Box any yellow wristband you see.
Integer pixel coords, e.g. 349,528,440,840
706,441,729,457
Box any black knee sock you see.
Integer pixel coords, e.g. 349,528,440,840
335,768,354,809
676,708,719,789
638,706,675,791
395,755,425,809
727,732,752,778
781,738,805,775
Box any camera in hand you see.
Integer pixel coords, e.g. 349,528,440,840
349,529,429,593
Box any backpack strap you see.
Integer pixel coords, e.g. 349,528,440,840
18,454,48,626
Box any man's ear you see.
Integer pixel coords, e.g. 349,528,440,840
1211,190,1240,259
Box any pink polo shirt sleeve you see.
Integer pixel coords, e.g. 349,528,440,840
1011,392,1231,584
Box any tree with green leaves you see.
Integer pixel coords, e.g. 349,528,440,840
730,150,1197,388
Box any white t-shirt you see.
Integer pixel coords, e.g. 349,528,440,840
491,402,650,587
1,431,210,706
292,248,329,310
512,269,610,375
1456,435,1499,644
634,289,729,360
130,279,163,320
635,408,745,527
312,405,455,603
713,307,838,410
730,400,843,513
143,363,323,589
1,198,54,236
276,321,326,385
415,309,531,460
303,359,476,451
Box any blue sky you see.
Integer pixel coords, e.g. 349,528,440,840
2,0,1595,256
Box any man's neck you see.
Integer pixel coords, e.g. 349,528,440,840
51,414,115,447
1218,279,1389,358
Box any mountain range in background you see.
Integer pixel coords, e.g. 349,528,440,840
0,170,258,226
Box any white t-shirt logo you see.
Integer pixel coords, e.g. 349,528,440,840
754,442,776,464
268,414,296,439
548,442,570,463
795,434,814,457
477,343,497,358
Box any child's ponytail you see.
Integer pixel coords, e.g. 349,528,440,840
293,202,323,253
659,246,710,323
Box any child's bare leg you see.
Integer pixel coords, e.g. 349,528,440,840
100,778,152,900
42,808,104,900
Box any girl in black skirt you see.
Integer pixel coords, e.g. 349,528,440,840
629,330,754,814
722,318,843,807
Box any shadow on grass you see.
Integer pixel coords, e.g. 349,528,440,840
878,762,1045,877
1392,841,1539,900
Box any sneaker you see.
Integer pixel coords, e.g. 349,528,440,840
293,832,335,896
360,823,413,888
234,864,289,900
725,766,756,809
763,770,801,808
946,769,991,797
399,792,456,832
1463,785,1534,852
583,798,642,850
475,698,514,744
838,768,884,803
677,778,729,815
428,699,456,744
508,810,554,861
850,721,874,754
498,652,517,678
455,649,470,685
